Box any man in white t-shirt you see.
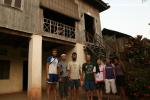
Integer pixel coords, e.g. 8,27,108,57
46,49,59,100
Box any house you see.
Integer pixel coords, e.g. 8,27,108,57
0,0,109,99
102,28,133,58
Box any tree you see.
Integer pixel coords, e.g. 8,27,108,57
124,35,150,99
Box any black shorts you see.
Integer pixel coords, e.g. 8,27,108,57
96,82,105,89
69,79,80,89
116,75,125,87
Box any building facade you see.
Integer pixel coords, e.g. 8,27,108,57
0,0,109,99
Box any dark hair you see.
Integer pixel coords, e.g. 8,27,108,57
51,49,57,52
72,52,77,56
113,57,120,62
86,54,91,56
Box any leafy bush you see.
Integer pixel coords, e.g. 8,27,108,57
125,63,150,99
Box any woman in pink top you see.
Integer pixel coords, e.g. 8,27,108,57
94,58,105,100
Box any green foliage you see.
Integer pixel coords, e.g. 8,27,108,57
122,36,150,100
123,36,150,98
125,64,150,98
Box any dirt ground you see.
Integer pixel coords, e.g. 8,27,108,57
0,89,122,100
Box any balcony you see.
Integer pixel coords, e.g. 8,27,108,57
43,18,76,42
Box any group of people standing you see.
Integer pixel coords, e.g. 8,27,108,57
46,49,126,100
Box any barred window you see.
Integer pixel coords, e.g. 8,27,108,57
0,60,10,80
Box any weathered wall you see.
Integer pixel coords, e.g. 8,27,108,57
75,0,102,44
0,45,27,94
0,0,40,34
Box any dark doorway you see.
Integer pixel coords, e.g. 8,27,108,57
23,61,28,91
84,14,95,42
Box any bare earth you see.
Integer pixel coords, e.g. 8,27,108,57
0,89,121,100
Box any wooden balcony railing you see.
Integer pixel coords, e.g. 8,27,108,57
43,18,76,42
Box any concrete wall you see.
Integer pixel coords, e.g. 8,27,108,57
0,43,86,94
75,0,102,43
0,45,27,94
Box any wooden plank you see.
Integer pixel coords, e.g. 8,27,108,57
40,0,80,20
0,0,40,34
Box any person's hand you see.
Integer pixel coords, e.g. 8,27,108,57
80,80,84,87
46,75,49,81
68,75,71,80
95,80,97,84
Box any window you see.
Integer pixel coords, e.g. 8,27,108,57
4,0,12,6
0,60,10,80
3,0,23,10
15,0,22,8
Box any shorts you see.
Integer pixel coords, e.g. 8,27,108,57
69,79,80,89
48,74,58,83
116,75,125,87
96,82,105,89
84,81,95,90
105,79,117,94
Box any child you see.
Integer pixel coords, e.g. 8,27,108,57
94,58,105,100
82,54,95,100
104,58,117,100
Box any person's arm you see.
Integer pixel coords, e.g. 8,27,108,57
67,63,71,79
57,62,61,76
93,65,97,83
46,56,51,81
103,65,106,79
46,63,49,81
82,64,85,82
112,65,116,79
120,61,126,73
79,64,82,81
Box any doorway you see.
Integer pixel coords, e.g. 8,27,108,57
23,61,28,91
84,14,95,42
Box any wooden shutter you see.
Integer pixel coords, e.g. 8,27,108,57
14,0,22,8
4,0,12,6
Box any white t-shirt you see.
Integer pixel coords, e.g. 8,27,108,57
48,57,58,74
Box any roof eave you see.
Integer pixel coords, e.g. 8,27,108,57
85,0,110,12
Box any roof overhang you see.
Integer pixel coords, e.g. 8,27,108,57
102,28,133,38
84,0,110,12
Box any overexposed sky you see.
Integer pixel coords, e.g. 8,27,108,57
100,0,150,39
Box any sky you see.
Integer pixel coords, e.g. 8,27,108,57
100,0,150,39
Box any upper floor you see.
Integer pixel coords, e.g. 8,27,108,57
0,0,109,44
